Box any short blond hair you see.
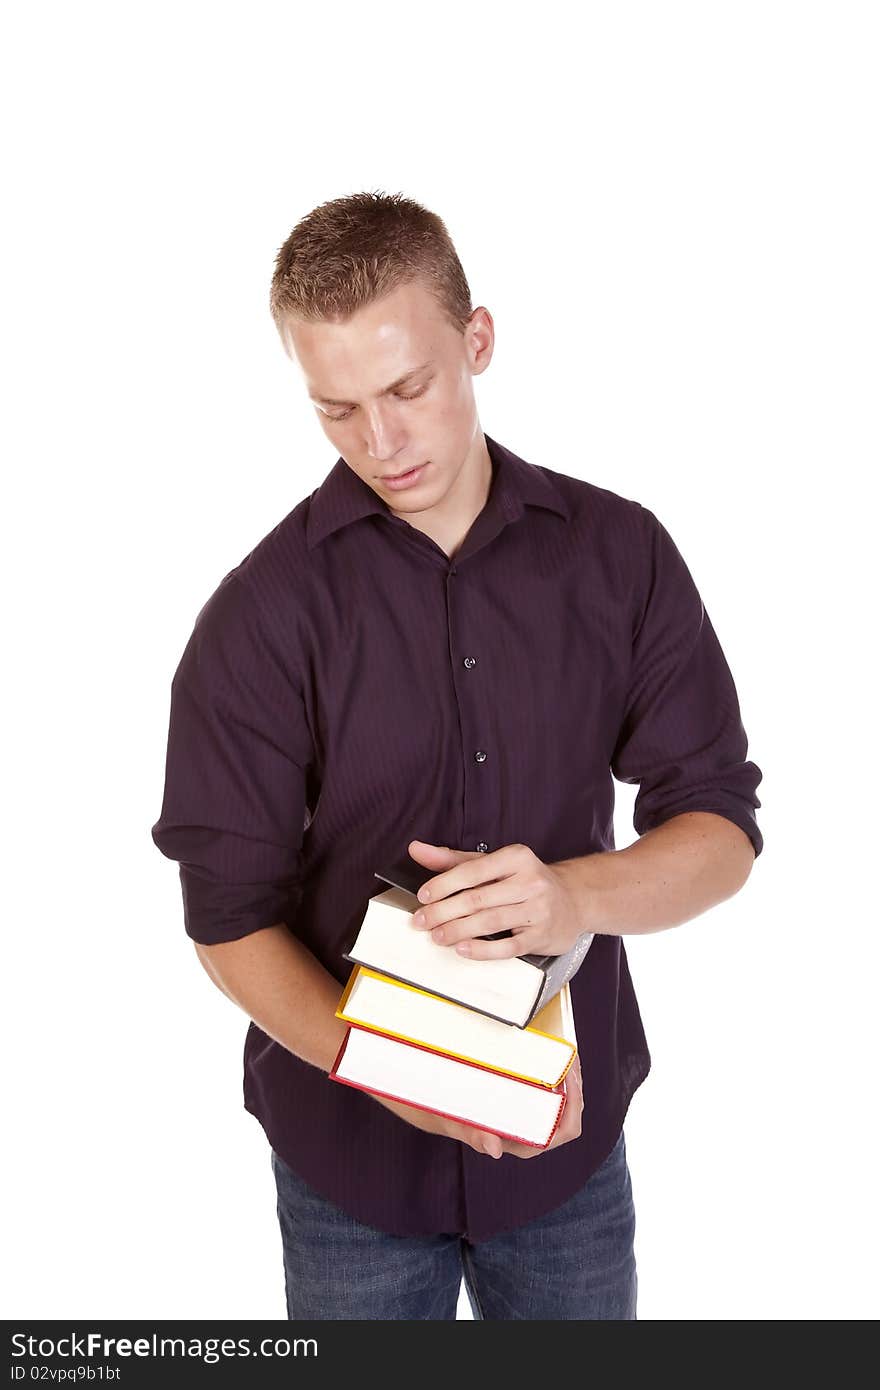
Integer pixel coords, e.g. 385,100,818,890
269,189,473,337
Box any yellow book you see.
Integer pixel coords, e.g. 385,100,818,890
336,965,577,1089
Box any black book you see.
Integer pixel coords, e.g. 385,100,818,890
340,856,594,1028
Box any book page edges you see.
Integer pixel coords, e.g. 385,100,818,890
342,950,537,1027
353,965,573,1045
348,900,545,1024
328,1071,563,1149
339,967,574,1086
341,1017,572,1088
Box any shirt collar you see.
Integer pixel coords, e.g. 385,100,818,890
305,432,571,550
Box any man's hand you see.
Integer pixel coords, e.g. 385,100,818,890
374,1052,583,1160
406,839,588,959
491,1050,583,1159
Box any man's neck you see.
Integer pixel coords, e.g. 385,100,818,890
392,435,493,560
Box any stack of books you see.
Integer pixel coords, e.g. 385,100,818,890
328,861,594,1149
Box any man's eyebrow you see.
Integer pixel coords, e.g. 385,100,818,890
311,360,435,407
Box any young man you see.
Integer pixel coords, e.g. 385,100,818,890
151,190,763,1320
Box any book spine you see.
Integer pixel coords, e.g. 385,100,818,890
328,1027,351,1077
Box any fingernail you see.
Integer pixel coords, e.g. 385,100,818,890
413,911,425,926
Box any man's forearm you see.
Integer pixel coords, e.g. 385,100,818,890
194,927,447,1137
194,924,348,1073
552,811,756,936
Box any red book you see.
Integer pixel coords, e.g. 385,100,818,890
329,1024,567,1149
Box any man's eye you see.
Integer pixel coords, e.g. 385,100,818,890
326,383,428,423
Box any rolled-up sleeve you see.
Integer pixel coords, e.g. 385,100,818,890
611,506,763,858
151,570,314,943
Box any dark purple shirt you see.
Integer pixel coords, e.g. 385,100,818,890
151,432,763,1240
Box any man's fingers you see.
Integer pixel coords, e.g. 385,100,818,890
569,1054,583,1098
463,1127,503,1159
574,1059,585,1112
477,1130,503,1159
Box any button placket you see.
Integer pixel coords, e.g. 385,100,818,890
445,565,493,861
445,563,498,862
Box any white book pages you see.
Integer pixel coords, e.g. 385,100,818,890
346,971,574,1086
349,892,539,1023
337,1025,563,1147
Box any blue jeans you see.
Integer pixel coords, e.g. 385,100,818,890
270,1129,637,1320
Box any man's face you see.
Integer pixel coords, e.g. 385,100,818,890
280,278,493,515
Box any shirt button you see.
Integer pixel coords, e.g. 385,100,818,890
474,749,487,762
463,656,476,668
476,842,489,853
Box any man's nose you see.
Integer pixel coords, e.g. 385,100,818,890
362,406,407,462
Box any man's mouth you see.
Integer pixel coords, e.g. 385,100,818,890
380,462,430,488
382,464,425,479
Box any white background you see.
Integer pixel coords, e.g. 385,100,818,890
3,1,877,1321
